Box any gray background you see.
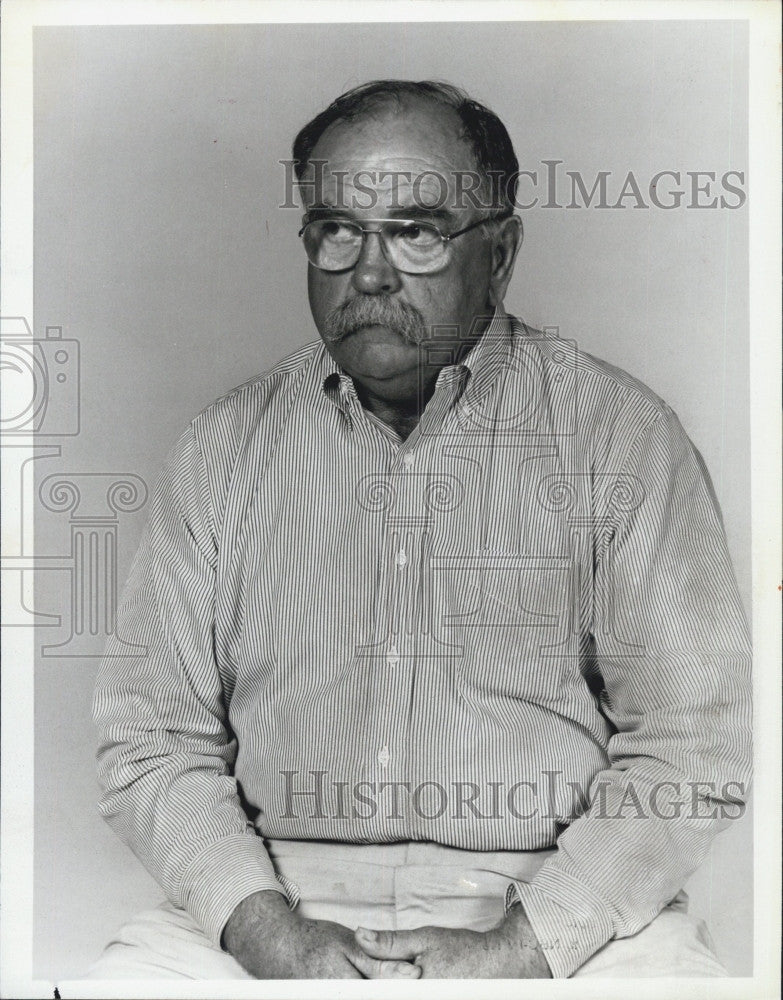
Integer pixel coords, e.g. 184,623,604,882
32,21,751,978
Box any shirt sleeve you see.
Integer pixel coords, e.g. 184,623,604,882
93,424,292,948
511,405,752,977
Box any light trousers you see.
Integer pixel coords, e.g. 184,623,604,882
86,839,726,979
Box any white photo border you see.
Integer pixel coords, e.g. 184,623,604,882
1,2,779,998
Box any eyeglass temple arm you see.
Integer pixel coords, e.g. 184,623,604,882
445,214,512,242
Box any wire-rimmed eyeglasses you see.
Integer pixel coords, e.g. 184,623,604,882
298,216,499,275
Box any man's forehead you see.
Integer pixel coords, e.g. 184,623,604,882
299,101,479,212
299,163,466,215
306,101,474,171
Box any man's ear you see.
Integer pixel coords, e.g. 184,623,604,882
488,215,523,307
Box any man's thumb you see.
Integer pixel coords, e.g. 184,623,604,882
355,927,416,961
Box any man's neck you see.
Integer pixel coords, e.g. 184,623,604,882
344,316,496,440
353,378,436,441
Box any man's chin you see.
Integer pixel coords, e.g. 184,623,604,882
328,332,420,387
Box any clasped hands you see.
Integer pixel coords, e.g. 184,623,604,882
223,888,552,979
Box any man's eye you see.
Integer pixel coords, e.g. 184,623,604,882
320,221,355,240
396,224,439,246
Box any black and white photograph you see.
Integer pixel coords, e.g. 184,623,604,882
1,2,780,997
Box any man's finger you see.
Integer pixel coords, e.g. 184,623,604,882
354,927,419,961
349,946,421,980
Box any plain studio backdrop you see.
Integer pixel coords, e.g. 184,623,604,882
31,20,751,979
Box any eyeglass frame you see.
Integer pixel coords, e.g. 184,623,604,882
297,212,512,274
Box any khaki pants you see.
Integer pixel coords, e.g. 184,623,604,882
86,839,726,979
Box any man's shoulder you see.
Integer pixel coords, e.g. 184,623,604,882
509,317,674,428
190,340,326,441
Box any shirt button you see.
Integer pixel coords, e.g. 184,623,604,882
377,746,391,767
395,548,408,569
402,453,415,469
386,645,399,668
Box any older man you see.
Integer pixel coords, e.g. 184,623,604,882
91,80,751,980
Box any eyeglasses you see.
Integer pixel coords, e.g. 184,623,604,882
298,216,496,275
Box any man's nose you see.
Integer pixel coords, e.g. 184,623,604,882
351,231,402,295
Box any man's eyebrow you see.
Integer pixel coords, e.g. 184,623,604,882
385,206,456,224
305,203,348,219
304,204,458,224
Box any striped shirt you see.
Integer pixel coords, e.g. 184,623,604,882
94,308,752,978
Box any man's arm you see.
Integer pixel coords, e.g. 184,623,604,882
94,425,288,945
508,405,752,976
94,424,418,978
352,405,751,979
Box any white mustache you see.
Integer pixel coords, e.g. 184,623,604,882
323,295,427,345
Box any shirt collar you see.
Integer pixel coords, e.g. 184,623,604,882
451,304,514,406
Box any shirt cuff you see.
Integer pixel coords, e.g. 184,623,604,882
180,832,298,948
505,868,614,978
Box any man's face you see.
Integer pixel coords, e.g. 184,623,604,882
301,99,508,403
